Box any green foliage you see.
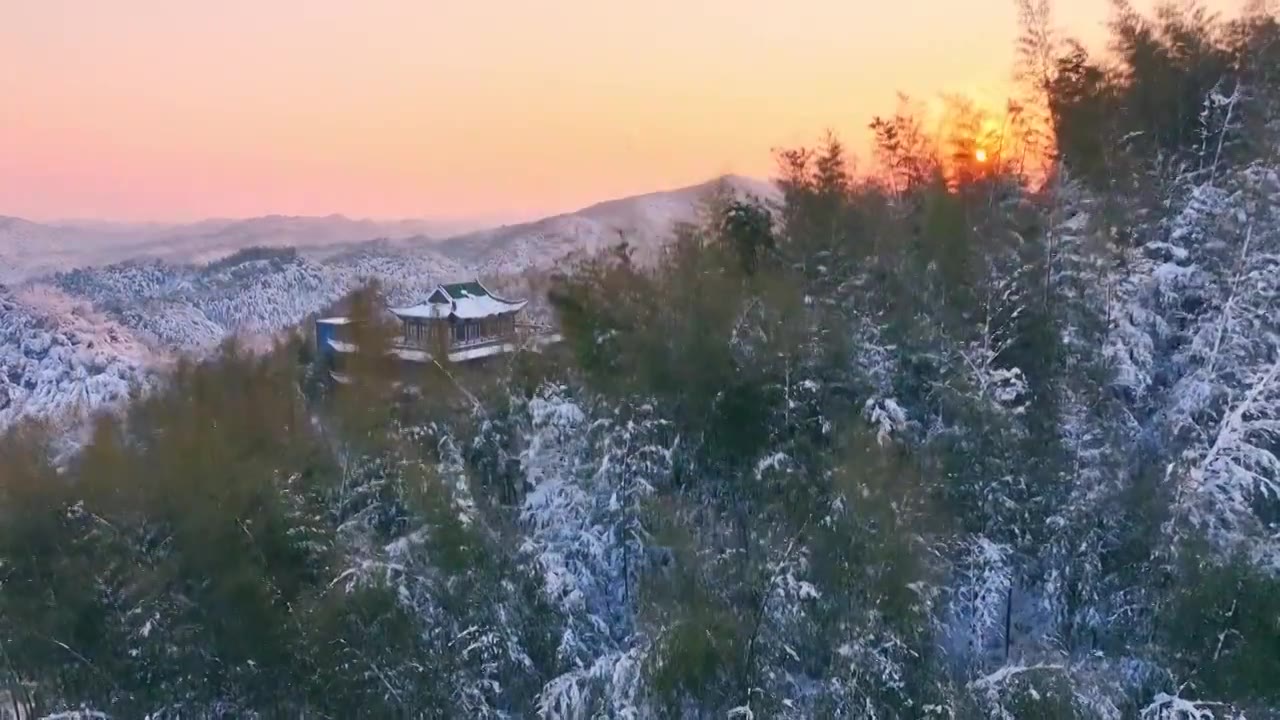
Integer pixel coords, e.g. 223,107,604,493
719,199,777,276
647,600,744,712
0,336,565,717
972,668,1085,720
1162,550,1280,707
1045,1,1279,188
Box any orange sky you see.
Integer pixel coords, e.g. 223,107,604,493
0,0,1245,223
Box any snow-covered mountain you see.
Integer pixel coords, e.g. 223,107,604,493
50,246,470,350
0,175,775,429
437,174,780,275
0,285,159,432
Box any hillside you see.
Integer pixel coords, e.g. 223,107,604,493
434,175,781,274
0,176,773,429
0,285,158,432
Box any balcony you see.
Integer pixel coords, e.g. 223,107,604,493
394,333,511,352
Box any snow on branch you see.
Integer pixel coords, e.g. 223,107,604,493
1141,692,1242,720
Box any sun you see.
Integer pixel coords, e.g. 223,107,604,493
974,148,988,163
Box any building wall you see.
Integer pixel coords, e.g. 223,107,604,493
315,321,338,356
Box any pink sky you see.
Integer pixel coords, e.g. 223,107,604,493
0,0,1245,223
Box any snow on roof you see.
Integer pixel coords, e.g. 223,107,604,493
452,294,527,319
389,280,527,320
387,302,451,320
316,316,352,325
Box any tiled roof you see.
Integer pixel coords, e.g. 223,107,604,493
389,280,526,320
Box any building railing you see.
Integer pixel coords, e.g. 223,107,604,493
390,322,559,359
452,334,512,350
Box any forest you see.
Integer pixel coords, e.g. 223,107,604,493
1,2,1278,718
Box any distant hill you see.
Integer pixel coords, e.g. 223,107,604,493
0,175,776,284
434,174,780,275
0,214,483,284
0,215,94,284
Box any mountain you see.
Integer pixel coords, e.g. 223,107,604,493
0,177,774,285
122,214,456,266
53,245,470,350
0,215,98,284
0,246,469,432
435,174,781,275
0,175,777,430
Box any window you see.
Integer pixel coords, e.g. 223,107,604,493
453,321,483,343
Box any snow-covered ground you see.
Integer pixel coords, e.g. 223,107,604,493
0,175,776,430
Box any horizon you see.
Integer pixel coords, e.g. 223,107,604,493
2,0,1245,223
8,172,761,229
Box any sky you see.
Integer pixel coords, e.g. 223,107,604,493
0,0,1247,223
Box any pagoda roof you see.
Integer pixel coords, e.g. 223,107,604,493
389,280,527,321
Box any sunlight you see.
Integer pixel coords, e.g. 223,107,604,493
974,148,988,163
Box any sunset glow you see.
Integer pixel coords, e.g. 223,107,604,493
0,0,1245,222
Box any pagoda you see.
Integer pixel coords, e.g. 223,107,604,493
315,280,557,368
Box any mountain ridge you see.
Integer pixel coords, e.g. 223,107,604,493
1,174,775,284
